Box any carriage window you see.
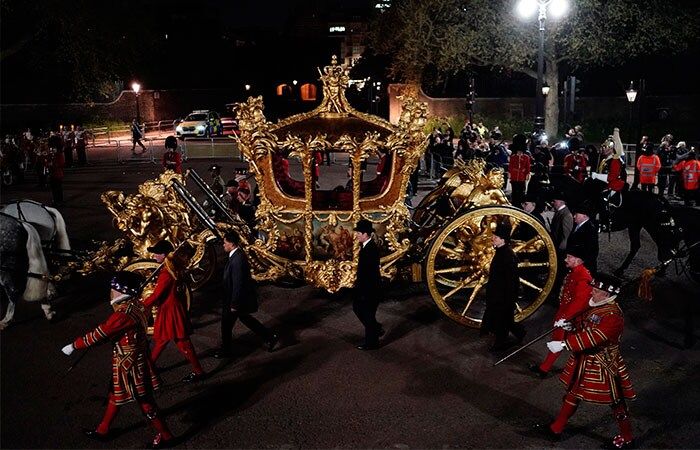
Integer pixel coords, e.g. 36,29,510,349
272,152,305,198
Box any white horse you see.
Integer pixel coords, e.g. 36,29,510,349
0,200,69,329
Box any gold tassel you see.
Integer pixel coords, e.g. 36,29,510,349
637,268,657,302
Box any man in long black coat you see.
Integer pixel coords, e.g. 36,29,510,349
567,203,599,275
481,221,526,352
352,219,384,350
215,231,277,359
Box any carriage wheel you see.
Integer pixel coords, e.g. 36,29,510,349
123,260,193,335
425,205,557,328
187,243,217,290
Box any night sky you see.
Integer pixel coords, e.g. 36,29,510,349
1,0,698,104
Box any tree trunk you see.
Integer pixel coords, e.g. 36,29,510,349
544,58,559,140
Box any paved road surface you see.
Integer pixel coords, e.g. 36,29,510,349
1,159,698,449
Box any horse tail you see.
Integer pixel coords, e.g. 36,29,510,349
21,223,55,302
45,206,71,251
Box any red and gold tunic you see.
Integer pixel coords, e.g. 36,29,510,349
560,302,636,404
142,257,190,341
73,302,160,405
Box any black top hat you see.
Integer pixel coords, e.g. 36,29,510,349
147,239,174,255
550,189,567,201
493,221,512,241
589,272,622,295
523,192,540,204
353,219,374,235
565,242,587,260
110,271,145,297
571,200,594,217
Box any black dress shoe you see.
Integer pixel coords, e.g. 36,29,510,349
83,428,110,442
356,343,379,351
213,349,232,359
182,372,205,383
528,363,549,379
266,334,279,353
530,423,561,442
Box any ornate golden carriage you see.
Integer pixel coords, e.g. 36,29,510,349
232,56,558,328
89,56,558,329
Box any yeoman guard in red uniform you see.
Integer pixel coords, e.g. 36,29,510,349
142,239,205,383
533,273,636,449
61,271,174,449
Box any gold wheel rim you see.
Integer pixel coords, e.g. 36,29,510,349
426,206,557,328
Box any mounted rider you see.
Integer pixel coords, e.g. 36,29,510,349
591,128,628,230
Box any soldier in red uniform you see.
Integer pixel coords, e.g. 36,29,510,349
533,273,636,449
142,240,205,383
529,243,592,377
592,128,627,197
47,135,65,206
162,136,182,174
563,147,588,183
508,134,531,207
61,271,174,449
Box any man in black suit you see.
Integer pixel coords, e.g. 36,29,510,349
567,202,599,275
215,231,278,359
352,219,384,350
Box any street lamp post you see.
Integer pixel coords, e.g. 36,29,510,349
131,82,141,123
625,81,638,145
516,0,569,133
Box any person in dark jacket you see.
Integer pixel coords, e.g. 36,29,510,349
480,221,526,352
352,219,384,350
215,231,277,359
567,202,599,275
47,135,65,207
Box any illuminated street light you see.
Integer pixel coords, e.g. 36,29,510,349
131,82,142,122
516,0,569,132
542,83,550,96
626,81,638,103
292,80,298,86
244,84,251,91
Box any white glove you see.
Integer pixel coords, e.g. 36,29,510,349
591,172,608,182
61,343,75,356
546,341,565,353
554,319,573,331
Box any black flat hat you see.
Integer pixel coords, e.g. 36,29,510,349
589,272,623,295
147,239,174,255
353,219,374,234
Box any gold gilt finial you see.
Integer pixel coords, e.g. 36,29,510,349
316,55,351,116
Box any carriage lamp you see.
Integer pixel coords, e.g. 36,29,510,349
542,83,550,96
245,84,251,91
293,80,298,86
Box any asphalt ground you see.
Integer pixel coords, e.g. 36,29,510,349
1,157,699,449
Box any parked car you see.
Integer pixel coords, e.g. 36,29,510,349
175,110,222,137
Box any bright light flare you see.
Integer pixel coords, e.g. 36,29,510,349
549,0,569,18
516,0,538,19
131,82,141,94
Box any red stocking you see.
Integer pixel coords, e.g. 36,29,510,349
139,400,173,441
612,402,634,443
539,328,565,372
150,339,169,365
96,394,120,435
176,338,204,375
550,393,580,434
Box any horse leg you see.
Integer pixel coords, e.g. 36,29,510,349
615,226,642,277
